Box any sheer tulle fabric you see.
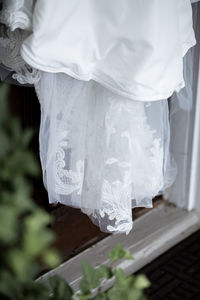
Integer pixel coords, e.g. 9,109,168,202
37,73,176,234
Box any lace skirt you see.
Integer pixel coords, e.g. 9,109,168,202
37,72,176,234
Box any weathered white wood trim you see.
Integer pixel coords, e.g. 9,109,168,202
168,3,200,211
187,4,200,212
188,55,200,211
38,203,200,292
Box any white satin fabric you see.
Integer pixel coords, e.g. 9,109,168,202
21,0,196,101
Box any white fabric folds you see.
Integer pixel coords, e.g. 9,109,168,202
0,0,198,234
21,0,196,101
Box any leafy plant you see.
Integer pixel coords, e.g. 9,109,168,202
74,243,150,300
0,84,150,299
0,84,61,299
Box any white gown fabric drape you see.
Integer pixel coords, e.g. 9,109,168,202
21,0,195,101
0,0,198,234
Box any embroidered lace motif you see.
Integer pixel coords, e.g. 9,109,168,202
89,100,163,234
55,129,84,196
39,73,169,234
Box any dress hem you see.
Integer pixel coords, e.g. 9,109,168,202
20,39,197,102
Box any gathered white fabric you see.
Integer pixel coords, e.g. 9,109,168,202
0,25,40,84
21,0,196,101
0,0,33,31
0,0,40,84
0,0,198,234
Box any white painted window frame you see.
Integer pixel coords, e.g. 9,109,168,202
169,2,200,212
38,204,200,292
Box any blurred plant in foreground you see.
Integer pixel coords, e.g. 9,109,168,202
0,84,61,299
0,84,150,300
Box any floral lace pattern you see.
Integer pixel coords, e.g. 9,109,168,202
90,100,163,234
38,73,171,234
55,130,84,196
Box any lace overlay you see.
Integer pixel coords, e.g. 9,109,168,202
38,72,174,234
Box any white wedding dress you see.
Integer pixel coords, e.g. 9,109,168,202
0,0,198,234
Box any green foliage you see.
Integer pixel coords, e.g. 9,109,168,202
0,84,150,299
75,246,150,300
48,276,73,300
49,244,150,300
0,84,61,299
107,270,150,300
109,243,134,263
79,261,112,296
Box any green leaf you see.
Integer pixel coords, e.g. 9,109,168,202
133,274,151,289
80,261,108,294
0,271,23,300
22,280,50,300
0,204,18,243
76,293,91,300
42,249,61,269
48,275,73,300
23,209,55,258
97,265,113,279
4,150,40,178
124,251,134,261
8,249,32,279
94,292,108,300
126,288,147,300
108,269,148,300
109,244,134,263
